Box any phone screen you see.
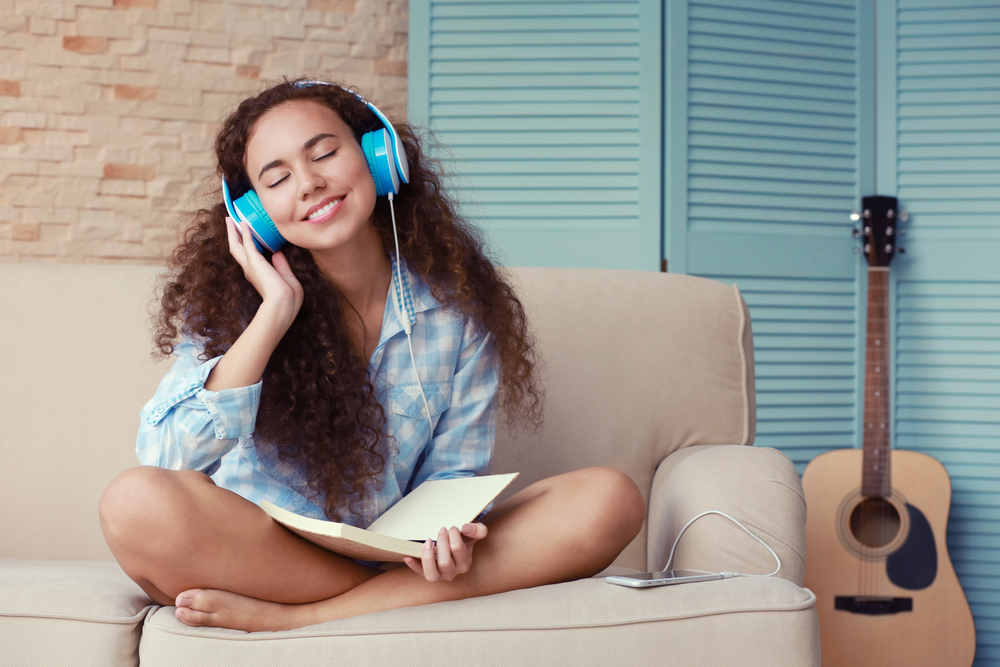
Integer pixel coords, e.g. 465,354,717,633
605,569,727,588
627,569,708,580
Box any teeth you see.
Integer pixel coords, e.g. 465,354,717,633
307,198,341,220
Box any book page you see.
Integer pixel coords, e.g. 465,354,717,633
367,473,518,540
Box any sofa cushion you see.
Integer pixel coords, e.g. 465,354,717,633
0,560,154,667
138,576,817,667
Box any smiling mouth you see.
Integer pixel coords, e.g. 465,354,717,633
305,197,343,220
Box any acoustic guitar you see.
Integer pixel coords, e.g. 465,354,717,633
802,196,976,666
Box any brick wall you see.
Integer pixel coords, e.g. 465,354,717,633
0,0,408,264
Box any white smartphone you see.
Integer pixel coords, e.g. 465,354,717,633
605,569,730,588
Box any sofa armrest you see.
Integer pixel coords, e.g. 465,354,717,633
646,445,807,586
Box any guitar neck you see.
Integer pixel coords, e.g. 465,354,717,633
863,267,891,497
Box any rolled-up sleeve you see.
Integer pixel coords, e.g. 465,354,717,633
412,322,498,488
137,339,261,475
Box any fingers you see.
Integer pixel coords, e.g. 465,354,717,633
419,538,440,582
225,216,247,266
239,218,260,257
445,526,473,576
461,522,488,541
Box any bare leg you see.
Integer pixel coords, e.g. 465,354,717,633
172,467,646,632
99,466,380,607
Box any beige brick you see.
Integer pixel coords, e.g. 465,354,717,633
109,38,148,55
15,1,72,20
0,60,28,81
148,26,191,43
304,26,350,43
11,222,40,240
39,223,70,241
372,58,406,76
99,179,146,196
78,8,131,38
0,128,25,143
186,45,230,64
63,35,109,53
0,15,29,32
309,0,355,11
29,17,57,35
114,84,158,101
74,217,122,240
236,64,261,79
160,0,192,13
5,111,47,128
238,0,306,8
104,163,156,180
0,206,19,222
113,0,158,7
192,1,224,30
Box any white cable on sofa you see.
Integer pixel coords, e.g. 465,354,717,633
663,510,782,578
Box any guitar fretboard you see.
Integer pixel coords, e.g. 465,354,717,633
862,267,891,497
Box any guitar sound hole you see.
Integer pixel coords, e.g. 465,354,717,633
849,497,901,548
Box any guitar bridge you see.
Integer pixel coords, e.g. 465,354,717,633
835,596,913,615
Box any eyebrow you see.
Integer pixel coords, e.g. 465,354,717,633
257,133,338,180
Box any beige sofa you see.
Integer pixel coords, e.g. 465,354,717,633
0,262,820,666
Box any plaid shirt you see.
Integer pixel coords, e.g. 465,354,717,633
136,256,498,526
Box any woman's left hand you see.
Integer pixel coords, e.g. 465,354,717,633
403,523,487,582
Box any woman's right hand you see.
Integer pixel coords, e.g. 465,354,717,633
226,216,304,325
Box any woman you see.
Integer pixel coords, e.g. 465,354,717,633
99,79,645,633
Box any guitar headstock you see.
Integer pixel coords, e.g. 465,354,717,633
852,195,905,268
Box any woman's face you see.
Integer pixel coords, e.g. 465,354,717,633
244,99,378,253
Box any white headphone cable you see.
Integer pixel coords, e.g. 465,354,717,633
388,192,432,424
662,510,782,578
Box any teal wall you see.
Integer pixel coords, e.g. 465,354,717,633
407,0,661,270
410,1,1000,662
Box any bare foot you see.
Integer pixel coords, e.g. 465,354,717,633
174,589,315,632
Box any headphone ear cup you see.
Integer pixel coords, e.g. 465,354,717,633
234,189,287,252
361,128,400,197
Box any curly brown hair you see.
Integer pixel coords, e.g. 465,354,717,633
153,79,543,523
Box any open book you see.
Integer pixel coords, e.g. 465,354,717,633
261,473,518,562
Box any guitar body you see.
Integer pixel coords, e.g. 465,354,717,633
803,448,976,666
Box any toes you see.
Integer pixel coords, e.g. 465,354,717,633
175,605,214,627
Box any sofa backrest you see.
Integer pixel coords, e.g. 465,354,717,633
1,263,168,560
492,268,755,569
0,264,754,567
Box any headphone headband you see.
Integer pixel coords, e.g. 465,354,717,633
295,80,409,186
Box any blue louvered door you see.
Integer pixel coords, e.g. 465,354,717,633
666,0,866,470
882,2,1000,662
408,0,662,270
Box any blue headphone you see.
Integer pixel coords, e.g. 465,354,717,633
222,81,410,253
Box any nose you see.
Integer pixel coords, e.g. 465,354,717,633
299,165,325,199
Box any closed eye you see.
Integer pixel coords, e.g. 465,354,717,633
315,149,336,161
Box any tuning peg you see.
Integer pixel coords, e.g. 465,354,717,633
864,226,871,235
864,209,871,219
899,209,909,222
850,211,861,221
852,228,861,238
885,244,893,253
898,247,906,254
853,247,863,254
886,226,894,236
864,243,871,254
887,209,895,219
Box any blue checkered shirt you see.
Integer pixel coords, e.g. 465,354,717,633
136,256,498,526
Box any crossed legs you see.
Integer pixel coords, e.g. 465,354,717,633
99,466,645,632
